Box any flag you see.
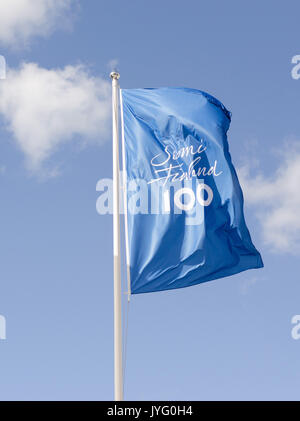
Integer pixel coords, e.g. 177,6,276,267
121,87,263,294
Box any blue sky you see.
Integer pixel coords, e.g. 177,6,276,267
0,0,300,400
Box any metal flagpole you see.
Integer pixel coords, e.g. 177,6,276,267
110,71,123,401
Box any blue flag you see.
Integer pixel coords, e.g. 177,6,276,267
121,87,263,294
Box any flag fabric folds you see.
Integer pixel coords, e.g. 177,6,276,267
121,87,263,294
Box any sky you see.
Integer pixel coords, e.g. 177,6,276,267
0,0,300,401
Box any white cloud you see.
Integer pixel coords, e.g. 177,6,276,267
0,0,76,48
0,62,111,172
238,140,300,254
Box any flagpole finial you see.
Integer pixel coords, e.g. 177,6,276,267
110,71,120,80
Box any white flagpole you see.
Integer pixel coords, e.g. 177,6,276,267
110,71,123,401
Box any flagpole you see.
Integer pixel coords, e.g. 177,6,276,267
110,71,123,401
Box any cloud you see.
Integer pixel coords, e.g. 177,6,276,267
0,0,77,48
238,140,300,254
0,62,111,172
